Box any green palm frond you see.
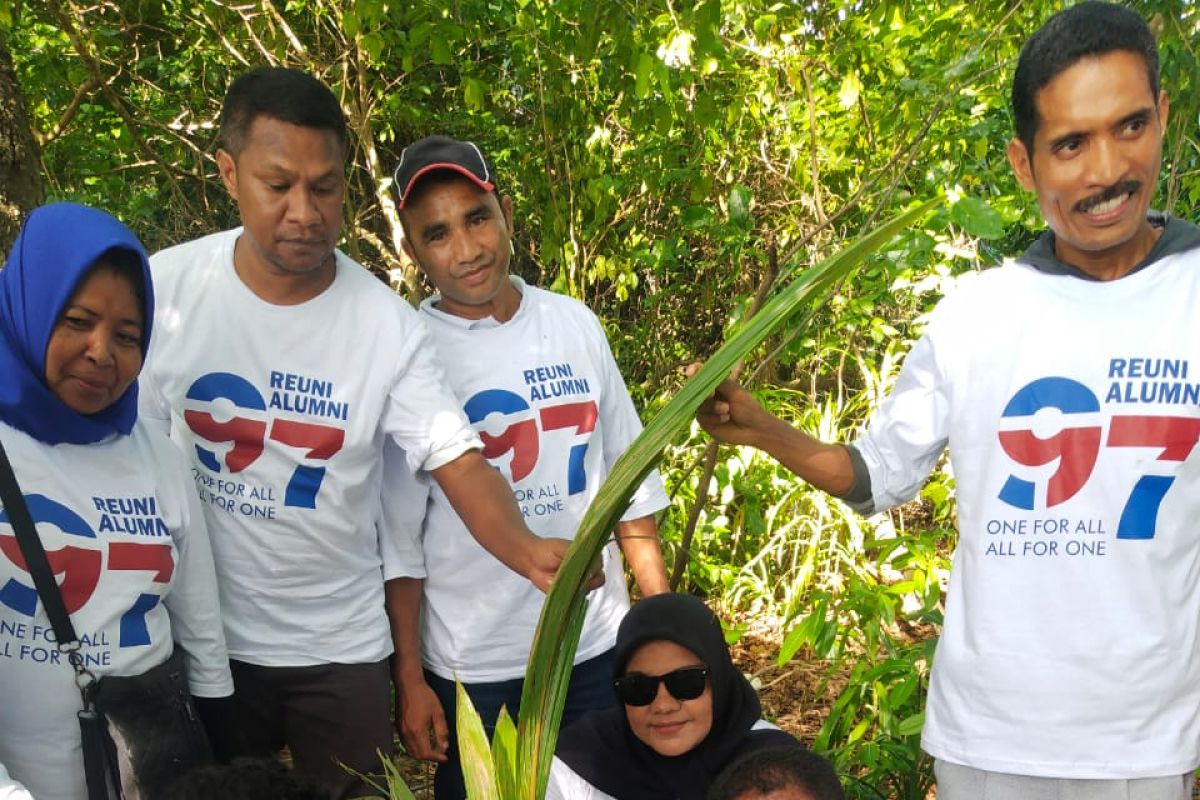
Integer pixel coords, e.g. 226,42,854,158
507,198,941,799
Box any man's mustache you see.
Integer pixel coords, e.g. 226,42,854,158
1074,179,1141,213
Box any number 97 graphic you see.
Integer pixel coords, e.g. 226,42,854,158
997,377,1102,510
0,495,172,646
997,376,1200,539
464,389,597,495
184,373,345,509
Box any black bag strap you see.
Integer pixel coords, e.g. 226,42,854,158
0,439,79,646
78,707,114,800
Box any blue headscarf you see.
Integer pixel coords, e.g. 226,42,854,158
0,203,153,445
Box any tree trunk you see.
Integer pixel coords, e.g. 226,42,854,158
0,35,43,255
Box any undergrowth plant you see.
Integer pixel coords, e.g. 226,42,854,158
415,200,940,800
664,343,957,798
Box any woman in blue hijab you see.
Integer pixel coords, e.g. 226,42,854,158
0,202,153,443
0,203,233,800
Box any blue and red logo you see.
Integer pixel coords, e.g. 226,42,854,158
183,373,345,509
997,377,1200,539
464,388,597,494
0,495,172,646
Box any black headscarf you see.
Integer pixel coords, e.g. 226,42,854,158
555,593,800,799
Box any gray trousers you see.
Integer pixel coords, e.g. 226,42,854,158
935,760,1195,800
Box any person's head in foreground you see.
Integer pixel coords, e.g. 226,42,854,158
707,745,845,800
1007,0,1168,280
555,593,801,798
0,202,152,445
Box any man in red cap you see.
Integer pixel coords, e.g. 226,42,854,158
384,135,670,799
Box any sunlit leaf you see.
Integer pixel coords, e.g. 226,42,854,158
839,72,861,109
431,36,452,65
728,184,752,224
950,195,1005,239
634,52,654,99
456,682,499,800
464,77,487,111
753,14,777,42
361,32,385,62
492,706,519,799
897,712,926,736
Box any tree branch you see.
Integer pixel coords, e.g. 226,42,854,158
670,237,778,590
36,71,103,147
50,0,203,220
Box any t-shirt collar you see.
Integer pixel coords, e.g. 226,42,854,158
420,275,527,330
1017,212,1200,280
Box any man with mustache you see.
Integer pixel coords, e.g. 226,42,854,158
139,68,575,797
696,3,1200,797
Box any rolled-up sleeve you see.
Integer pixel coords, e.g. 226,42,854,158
379,315,482,473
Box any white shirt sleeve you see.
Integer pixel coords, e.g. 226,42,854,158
379,316,482,473
155,438,234,698
0,764,33,800
379,437,430,581
544,757,613,800
135,357,172,437
852,320,952,514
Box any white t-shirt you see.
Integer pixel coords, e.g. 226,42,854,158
854,247,1200,777
140,229,481,666
382,279,669,682
0,421,232,800
544,720,782,799
0,764,32,800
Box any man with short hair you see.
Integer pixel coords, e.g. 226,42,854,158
383,135,670,799
696,4,1200,797
707,746,844,800
140,68,572,798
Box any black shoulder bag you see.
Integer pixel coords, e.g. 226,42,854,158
0,440,212,799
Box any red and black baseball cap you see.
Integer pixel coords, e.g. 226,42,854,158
393,135,496,209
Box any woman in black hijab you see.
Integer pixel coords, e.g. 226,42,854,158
546,593,801,799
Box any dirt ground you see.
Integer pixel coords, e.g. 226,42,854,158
728,624,835,743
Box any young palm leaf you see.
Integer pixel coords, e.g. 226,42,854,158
492,706,520,799
457,681,500,800
510,198,941,799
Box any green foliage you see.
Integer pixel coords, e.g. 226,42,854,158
361,750,418,800
9,0,1197,378
7,2,1199,797
440,202,933,799
510,200,937,799
802,522,948,799
665,342,952,796
457,682,501,799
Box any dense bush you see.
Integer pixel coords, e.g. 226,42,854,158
5,1,1197,795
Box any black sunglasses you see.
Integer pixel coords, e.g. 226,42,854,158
613,666,710,706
